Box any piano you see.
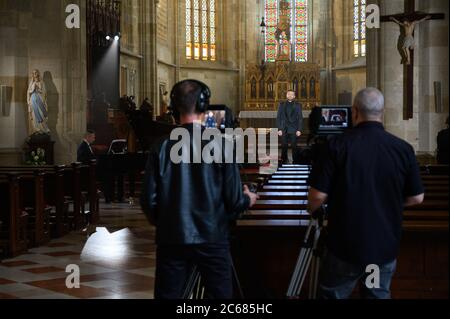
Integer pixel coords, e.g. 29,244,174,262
96,97,176,201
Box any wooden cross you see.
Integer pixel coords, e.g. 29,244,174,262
381,0,445,120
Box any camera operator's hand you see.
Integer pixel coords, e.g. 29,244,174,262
278,130,283,137
243,185,259,208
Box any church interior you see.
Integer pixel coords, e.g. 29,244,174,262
0,0,448,300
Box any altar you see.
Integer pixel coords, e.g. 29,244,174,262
245,61,320,109
241,61,320,130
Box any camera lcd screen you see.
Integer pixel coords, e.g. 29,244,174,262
319,108,350,129
200,110,227,130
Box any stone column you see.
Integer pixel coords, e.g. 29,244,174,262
139,0,158,108
366,0,381,88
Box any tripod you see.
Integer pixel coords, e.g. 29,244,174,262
286,206,327,299
181,256,244,299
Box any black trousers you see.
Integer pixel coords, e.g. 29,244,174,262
155,243,233,299
281,133,299,163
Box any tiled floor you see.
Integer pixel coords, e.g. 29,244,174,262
0,203,156,299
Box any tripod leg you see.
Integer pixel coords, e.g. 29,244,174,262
308,256,318,299
296,249,313,297
287,221,317,297
311,256,321,299
230,257,245,299
287,248,308,296
182,265,201,299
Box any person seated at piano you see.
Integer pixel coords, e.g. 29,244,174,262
77,130,96,164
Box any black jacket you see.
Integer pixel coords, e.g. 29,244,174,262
140,123,250,245
77,141,96,164
277,101,303,134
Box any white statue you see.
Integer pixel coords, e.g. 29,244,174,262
27,69,50,135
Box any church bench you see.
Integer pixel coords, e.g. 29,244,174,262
0,171,49,248
263,185,310,191
243,210,309,220
271,175,310,180
252,200,308,210
420,165,449,176
268,180,308,185
243,209,448,222
407,200,448,211
420,180,448,186
0,166,71,238
258,192,308,200
420,175,449,181
0,164,86,234
0,175,28,258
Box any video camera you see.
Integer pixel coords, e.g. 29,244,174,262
307,106,353,165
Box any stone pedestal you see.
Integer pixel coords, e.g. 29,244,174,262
24,134,55,165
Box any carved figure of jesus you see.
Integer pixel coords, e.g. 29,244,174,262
390,15,431,65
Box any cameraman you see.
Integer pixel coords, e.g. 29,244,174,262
140,80,259,299
307,88,424,299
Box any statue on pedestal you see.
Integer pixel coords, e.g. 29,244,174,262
27,69,50,135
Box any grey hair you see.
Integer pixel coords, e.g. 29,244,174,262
353,87,385,119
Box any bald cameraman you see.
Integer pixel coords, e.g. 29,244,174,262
140,80,258,299
308,88,424,299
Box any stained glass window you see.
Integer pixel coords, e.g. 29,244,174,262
264,0,308,63
186,0,216,61
353,0,366,57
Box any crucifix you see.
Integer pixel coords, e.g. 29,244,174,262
381,0,445,120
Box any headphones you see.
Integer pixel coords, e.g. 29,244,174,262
170,79,211,122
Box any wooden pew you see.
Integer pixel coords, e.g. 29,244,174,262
0,170,50,247
0,160,100,233
0,174,28,258
0,166,69,238
0,164,85,235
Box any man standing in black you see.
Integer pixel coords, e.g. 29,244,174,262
308,88,425,299
140,80,259,299
277,90,303,164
